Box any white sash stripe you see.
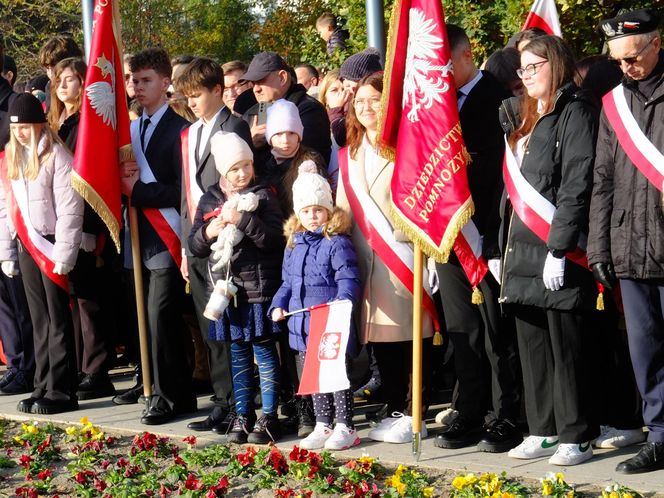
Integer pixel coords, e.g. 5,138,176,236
460,220,482,259
611,85,664,176
186,121,205,207
130,120,181,236
11,179,57,262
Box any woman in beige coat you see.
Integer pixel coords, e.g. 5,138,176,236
336,72,434,444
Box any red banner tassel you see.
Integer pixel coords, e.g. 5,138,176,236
596,282,605,311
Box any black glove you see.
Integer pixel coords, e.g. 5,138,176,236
591,262,616,290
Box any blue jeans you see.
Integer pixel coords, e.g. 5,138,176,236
230,337,280,416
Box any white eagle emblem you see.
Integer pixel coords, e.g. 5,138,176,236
86,52,117,129
403,8,453,123
318,332,341,360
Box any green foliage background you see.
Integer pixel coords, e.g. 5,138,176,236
1,0,663,83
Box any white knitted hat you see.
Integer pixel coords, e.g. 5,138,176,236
265,99,304,144
292,172,333,214
210,131,253,177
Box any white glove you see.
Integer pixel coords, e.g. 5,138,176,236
428,268,439,294
1,261,18,278
53,262,74,275
488,259,501,283
80,233,97,253
542,252,565,291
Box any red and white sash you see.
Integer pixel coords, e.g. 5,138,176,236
130,119,182,267
503,137,588,268
454,220,488,290
338,147,439,330
181,123,205,221
0,155,68,291
603,84,664,192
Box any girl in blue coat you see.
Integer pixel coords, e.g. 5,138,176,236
271,172,361,450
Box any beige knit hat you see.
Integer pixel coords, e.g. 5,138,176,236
292,172,333,214
210,131,253,177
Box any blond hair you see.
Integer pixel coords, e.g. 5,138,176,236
6,124,56,180
284,207,352,248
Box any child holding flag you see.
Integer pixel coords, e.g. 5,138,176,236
0,93,83,414
270,172,362,450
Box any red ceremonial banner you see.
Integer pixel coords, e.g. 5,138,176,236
72,0,130,252
523,0,563,37
380,0,473,264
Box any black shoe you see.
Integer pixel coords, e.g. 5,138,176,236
141,404,175,425
188,406,230,432
211,410,237,434
616,442,664,474
112,383,143,405
226,413,254,444
31,397,79,415
77,373,116,400
477,418,523,453
434,414,484,449
17,396,42,413
297,396,315,438
0,369,17,389
248,414,281,444
0,371,33,395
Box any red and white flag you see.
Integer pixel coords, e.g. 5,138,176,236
523,0,562,37
72,0,130,252
297,300,353,395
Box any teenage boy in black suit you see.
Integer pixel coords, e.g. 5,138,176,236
119,47,195,425
176,57,252,433
433,25,522,453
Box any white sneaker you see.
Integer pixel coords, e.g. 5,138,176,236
299,422,332,450
383,414,428,444
324,423,361,450
548,442,593,466
367,412,402,442
434,408,459,426
508,435,559,459
593,426,645,449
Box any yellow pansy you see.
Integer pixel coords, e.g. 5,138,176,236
65,426,78,436
609,492,619,498
556,472,565,483
465,473,478,486
624,494,634,498
567,491,575,498
452,476,467,490
395,481,406,496
79,416,90,426
422,487,433,498
14,436,23,444
542,482,553,496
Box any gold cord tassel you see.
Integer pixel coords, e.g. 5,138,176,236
596,291,605,311
432,330,443,346
471,287,484,305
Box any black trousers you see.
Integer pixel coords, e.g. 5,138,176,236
620,279,664,442
437,260,521,422
187,255,233,410
70,250,112,375
512,304,598,443
371,339,432,416
0,273,34,373
19,248,77,400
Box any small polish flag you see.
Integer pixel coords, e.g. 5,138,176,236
623,22,640,29
523,0,562,37
297,300,353,395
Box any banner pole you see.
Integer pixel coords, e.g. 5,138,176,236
412,244,424,460
128,204,153,406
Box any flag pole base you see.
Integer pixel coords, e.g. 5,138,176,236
412,432,422,461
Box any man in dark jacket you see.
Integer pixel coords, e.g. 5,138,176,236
433,25,522,454
588,8,664,474
239,52,331,167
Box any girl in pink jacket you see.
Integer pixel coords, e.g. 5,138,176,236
0,93,83,415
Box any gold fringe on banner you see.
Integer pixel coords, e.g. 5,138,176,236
432,330,443,346
71,172,121,252
471,286,484,305
596,291,605,311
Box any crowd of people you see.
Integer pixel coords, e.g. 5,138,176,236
0,6,663,475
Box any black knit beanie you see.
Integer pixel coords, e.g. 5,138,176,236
340,48,383,82
8,93,47,124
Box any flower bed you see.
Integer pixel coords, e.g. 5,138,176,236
0,418,646,498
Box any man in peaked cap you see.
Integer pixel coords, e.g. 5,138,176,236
588,7,664,474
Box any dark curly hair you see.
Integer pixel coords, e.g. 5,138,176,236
129,47,171,78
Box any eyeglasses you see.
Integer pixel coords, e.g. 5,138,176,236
353,97,381,109
610,37,657,66
516,60,548,79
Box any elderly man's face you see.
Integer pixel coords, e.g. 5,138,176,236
252,70,289,103
609,34,661,81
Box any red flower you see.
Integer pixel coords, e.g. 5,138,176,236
159,484,171,498
183,435,197,445
124,465,141,478
184,473,203,491
206,476,229,498
94,479,108,492
74,470,95,484
268,447,289,476
275,489,295,498
325,474,335,485
18,454,33,469
289,446,309,463
36,435,52,455
100,459,111,470
345,459,357,470
5,447,13,456
236,447,257,467
105,436,115,445
174,455,186,466
14,487,38,498
37,469,52,480
116,457,129,468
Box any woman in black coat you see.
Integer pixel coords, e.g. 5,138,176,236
500,36,599,466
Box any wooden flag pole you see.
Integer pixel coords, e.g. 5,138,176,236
128,204,153,403
412,244,424,460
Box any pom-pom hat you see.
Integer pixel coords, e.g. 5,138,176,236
210,131,253,178
292,172,333,214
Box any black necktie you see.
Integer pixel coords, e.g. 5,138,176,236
140,117,151,151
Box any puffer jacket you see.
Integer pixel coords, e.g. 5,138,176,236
270,208,361,352
588,53,664,279
499,83,599,311
188,182,284,304
0,141,83,265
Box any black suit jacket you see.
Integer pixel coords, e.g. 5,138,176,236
459,71,510,258
130,107,189,268
180,106,252,256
